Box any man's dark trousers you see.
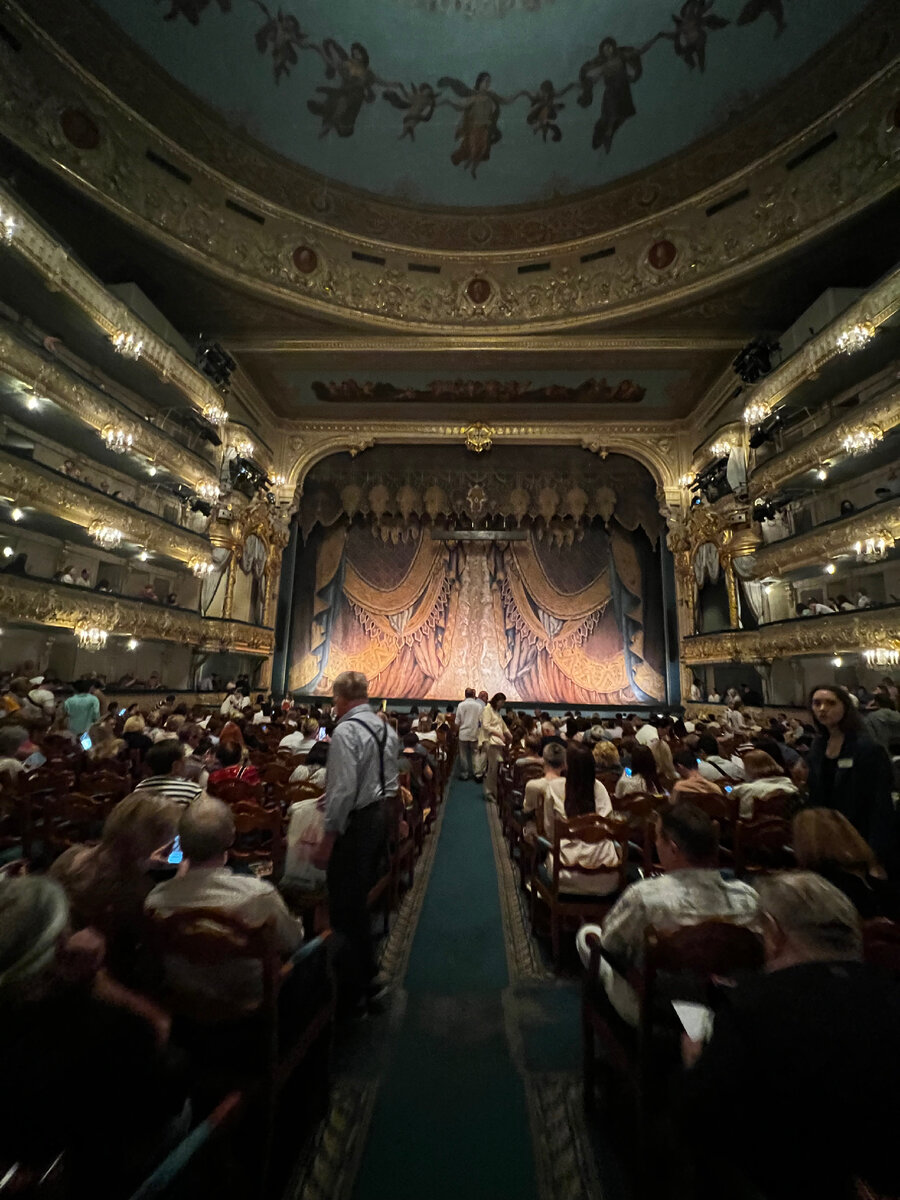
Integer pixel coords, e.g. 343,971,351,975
326,800,387,1004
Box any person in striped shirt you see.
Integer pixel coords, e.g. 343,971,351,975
134,741,203,805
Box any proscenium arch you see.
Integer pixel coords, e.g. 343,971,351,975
281,426,681,518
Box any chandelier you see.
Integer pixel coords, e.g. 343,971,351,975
233,437,255,459
0,205,16,242
190,557,214,578
842,426,883,456
111,330,144,359
103,425,134,454
743,401,770,426
271,473,287,488
710,439,732,458
203,402,229,426
89,521,124,550
197,481,220,502
75,625,108,652
854,536,891,563
864,647,900,668
836,322,875,354
678,473,695,488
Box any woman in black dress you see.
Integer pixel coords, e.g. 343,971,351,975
806,684,897,873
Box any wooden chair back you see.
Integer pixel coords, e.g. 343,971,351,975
44,792,110,857
207,776,263,806
144,907,279,1024
228,802,286,878
78,770,132,802
862,918,900,975
643,919,764,981
674,787,736,825
733,815,794,876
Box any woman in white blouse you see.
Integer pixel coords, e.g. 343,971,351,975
541,744,620,895
481,692,511,803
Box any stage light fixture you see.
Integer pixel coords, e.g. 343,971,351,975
732,338,780,385
825,563,836,575
195,337,237,393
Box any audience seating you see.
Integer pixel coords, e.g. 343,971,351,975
531,814,628,964
732,815,795,876
228,801,286,879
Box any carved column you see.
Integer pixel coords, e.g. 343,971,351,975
222,556,237,620
723,554,741,630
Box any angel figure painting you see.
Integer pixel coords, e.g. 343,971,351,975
307,39,393,138
658,0,730,72
578,36,658,155
524,80,574,143
437,72,524,177
382,82,440,141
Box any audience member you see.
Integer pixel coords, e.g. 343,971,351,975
145,798,301,1007
670,749,724,798
538,744,619,895
577,804,758,1025
134,742,204,805
592,738,623,778
481,692,511,804
206,739,260,788
695,733,746,782
290,739,328,788
680,872,900,1200
279,715,320,754
122,713,153,757
0,724,27,780
64,677,100,736
731,749,799,817
614,743,665,798
0,876,189,1199
806,684,897,870
456,687,484,781
792,809,900,920
864,692,900,753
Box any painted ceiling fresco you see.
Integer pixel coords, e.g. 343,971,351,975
94,0,868,206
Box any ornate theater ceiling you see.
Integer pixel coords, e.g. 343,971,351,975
88,0,869,207
0,0,895,470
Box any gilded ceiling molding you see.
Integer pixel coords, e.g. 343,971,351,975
0,453,211,567
0,330,219,493
751,499,900,579
738,267,900,430
277,420,683,506
0,574,274,655
0,183,231,425
228,334,746,354
750,381,900,497
682,605,900,666
0,9,896,331
10,0,897,254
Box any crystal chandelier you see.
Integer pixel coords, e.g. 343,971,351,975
197,481,220,502
842,426,882,456
111,330,144,359
103,425,134,454
743,401,770,426
88,521,124,550
678,473,695,488
864,647,900,668
271,473,287,488
190,557,214,578
854,536,891,563
836,322,875,355
710,439,732,458
233,437,255,458
203,402,229,426
0,206,16,242
75,625,108,652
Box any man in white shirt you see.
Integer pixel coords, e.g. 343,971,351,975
455,687,484,781
577,803,758,1025
635,717,660,746
0,725,27,779
219,689,249,718
146,796,301,1008
695,734,747,782
279,717,320,753
27,676,56,716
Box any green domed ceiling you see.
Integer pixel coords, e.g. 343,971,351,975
94,0,868,207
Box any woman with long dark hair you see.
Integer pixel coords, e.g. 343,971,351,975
806,684,897,871
541,744,620,895
614,743,665,799
480,692,511,804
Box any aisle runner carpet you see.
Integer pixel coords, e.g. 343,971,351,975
288,779,610,1200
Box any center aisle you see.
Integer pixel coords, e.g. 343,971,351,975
352,777,539,1200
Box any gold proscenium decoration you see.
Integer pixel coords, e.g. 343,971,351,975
464,423,494,454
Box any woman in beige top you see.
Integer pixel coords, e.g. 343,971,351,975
481,692,511,803
541,744,620,894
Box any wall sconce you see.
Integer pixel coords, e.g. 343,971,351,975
75,625,108,652
743,402,770,426
190,557,214,578
103,425,134,454
831,656,843,668
203,402,228,426
842,426,882,456
0,206,16,242
233,437,255,459
272,474,287,488
864,647,899,668
10,507,23,522
137,549,150,562
127,637,139,651
89,521,124,550
111,330,144,359
824,563,836,575
835,322,875,355
854,536,891,563
678,473,696,488
197,481,220,503
709,439,732,458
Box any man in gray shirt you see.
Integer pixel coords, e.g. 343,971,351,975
312,671,398,1010
455,687,484,780
865,694,900,754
